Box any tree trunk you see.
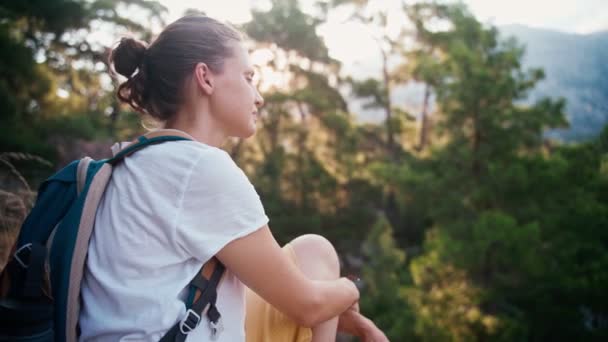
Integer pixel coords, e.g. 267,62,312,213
381,49,394,155
472,103,481,178
296,101,308,209
417,84,431,151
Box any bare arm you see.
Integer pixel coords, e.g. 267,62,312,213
215,225,359,327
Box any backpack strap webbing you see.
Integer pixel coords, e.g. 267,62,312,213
45,156,92,264
65,162,113,342
76,157,92,196
109,129,195,164
159,258,226,342
5,242,49,300
22,243,47,299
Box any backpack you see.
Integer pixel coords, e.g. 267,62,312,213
0,130,226,342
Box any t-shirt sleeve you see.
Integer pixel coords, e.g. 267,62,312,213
175,149,269,262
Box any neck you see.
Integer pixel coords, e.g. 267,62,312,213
164,107,227,148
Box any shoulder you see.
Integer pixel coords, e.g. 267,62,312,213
149,140,237,172
129,140,247,187
162,141,253,193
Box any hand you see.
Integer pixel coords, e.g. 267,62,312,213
358,316,389,342
338,302,389,342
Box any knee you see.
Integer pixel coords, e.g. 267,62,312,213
289,234,340,280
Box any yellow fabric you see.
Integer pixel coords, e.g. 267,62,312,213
245,244,313,342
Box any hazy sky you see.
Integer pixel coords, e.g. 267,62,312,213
465,0,608,34
156,0,607,79
162,0,608,34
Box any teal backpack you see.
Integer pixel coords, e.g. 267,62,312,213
0,131,226,342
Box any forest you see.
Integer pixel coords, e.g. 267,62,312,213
1,0,607,340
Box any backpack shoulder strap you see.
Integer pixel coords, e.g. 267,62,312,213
109,129,195,164
44,156,93,262
159,258,226,342
76,157,92,196
64,160,112,342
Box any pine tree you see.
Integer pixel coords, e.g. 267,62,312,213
360,215,417,341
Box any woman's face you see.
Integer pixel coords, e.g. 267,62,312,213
208,41,264,139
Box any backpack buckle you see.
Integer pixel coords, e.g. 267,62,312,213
13,243,33,268
179,309,201,334
209,317,224,341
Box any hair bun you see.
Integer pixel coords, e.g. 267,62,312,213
110,37,148,78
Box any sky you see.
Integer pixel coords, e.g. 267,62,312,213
465,0,608,34
157,0,607,79
161,0,608,34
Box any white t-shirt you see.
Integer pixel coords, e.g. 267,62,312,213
79,140,269,341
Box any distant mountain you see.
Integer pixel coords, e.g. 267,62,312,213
348,25,608,142
500,25,608,141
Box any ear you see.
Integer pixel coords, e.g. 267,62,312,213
193,62,214,95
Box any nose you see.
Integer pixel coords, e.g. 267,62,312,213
254,88,264,108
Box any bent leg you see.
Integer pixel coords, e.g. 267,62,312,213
244,234,341,342
289,234,341,342
245,243,313,342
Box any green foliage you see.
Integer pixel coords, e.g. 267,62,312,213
392,3,608,340
245,0,331,62
290,66,348,113
0,0,165,159
408,213,540,341
361,215,417,341
350,78,387,110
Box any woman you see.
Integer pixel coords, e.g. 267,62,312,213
79,14,388,342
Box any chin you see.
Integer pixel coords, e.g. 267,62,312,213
235,127,256,139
